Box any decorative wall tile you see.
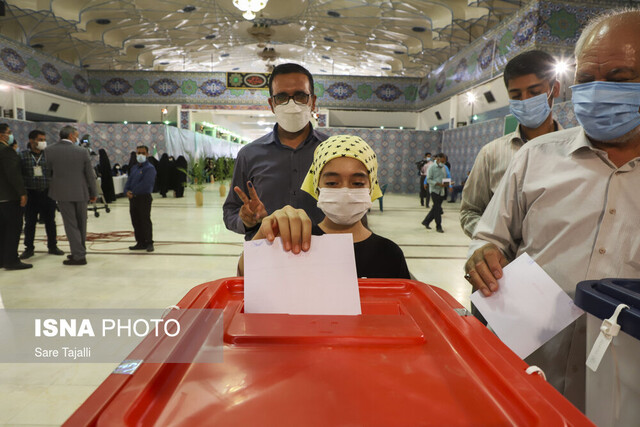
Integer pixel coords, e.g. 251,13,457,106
319,127,442,194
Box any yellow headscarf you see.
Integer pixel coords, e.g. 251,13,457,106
301,135,383,201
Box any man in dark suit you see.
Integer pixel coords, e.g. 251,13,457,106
46,126,98,265
0,123,31,270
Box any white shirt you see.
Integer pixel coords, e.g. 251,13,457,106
469,126,640,297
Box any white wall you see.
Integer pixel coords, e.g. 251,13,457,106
329,110,419,129
24,89,89,121
88,104,178,123
417,75,510,130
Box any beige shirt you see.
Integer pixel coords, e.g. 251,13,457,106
460,128,525,237
460,122,562,238
469,126,640,297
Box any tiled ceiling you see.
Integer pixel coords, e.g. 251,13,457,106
1,0,523,77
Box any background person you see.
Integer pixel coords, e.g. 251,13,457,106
0,123,31,270
460,50,561,238
223,63,327,240
421,153,448,233
124,145,156,252
19,130,64,260
46,125,98,266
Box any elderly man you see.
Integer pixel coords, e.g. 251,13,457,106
223,63,327,240
46,126,98,265
464,9,640,410
460,50,561,238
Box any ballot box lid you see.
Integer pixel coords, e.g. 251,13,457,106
65,278,592,427
575,278,640,341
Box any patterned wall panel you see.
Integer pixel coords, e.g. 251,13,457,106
416,0,621,110
442,118,505,185
442,99,580,185
0,37,89,101
318,127,442,194
553,100,578,130
3,117,167,167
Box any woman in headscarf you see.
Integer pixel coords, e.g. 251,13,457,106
174,155,188,198
238,135,410,279
98,149,116,202
157,153,169,197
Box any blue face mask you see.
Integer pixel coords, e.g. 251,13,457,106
6,134,14,145
571,81,640,143
509,92,552,129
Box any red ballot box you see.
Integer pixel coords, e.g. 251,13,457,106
65,278,592,426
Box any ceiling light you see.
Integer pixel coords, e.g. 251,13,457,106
466,92,476,104
555,59,570,76
432,126,437,131
147,121,152,124
233,0,269,21
380,126,384,129
96,19,111,25
123,121,128,124
399,126,404,130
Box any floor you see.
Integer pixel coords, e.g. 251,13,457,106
0,185,472,426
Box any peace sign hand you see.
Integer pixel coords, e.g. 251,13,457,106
234,181,268,228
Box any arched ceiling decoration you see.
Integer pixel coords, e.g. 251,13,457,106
1,0,524,77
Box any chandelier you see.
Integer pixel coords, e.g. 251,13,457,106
233,0,269,20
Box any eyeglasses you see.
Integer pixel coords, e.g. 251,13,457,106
272,92,311,106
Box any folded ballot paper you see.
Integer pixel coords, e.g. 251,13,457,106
470,253,584,359
243,234,362,315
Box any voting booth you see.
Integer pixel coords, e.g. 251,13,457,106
65,278,592,426
575,279,640,427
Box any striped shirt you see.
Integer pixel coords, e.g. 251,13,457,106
460,122,560,237
19,148,50,191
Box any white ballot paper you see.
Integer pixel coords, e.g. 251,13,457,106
470,253,584,359
243,234,361,315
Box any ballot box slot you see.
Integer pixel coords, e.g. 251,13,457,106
225,299,424,345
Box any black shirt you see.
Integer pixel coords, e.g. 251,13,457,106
312,225,411,279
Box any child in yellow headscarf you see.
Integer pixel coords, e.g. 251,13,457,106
238,135,409,279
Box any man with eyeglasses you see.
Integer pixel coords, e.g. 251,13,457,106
223,63,327,240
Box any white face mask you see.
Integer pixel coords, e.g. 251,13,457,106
273,102,312,133
36,141,47,150
136,154,147,163
317,188,372,225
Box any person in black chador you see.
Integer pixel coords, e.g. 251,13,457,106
97,149,116,202
157,153,169,198
127,151,137,172
167,156,179,197
147,154,159,192
174,155,188,198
